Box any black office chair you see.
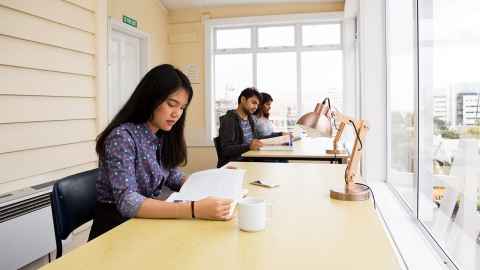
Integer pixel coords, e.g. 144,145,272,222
50,168,98,258
213,136,223,168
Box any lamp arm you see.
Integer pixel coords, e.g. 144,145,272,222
332,122,346,151
330,119,370,202
345,120,369,184
328,110,356,153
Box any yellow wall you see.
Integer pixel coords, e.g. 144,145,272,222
0,0,102,193
108,0,170,66
168,2,344,174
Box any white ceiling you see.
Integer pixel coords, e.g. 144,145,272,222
160,0,343,10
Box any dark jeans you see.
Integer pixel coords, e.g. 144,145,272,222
88,202,129,241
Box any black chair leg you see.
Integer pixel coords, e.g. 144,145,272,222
55,237,63,259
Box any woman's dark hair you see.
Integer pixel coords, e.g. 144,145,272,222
237,87,262,104
96,64,193,169
254,92,273,118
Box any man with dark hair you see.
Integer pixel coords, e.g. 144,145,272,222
217,87,264,167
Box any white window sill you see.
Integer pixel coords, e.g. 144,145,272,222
371,182,452,270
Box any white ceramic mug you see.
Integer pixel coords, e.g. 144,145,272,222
238,197,270,232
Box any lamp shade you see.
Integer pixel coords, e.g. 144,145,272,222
297,102,332,137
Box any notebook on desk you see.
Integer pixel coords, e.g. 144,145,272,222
259,145,294,151
260,134,290,145
259,134,297,151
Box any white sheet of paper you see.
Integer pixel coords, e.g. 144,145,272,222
260,134,290,145
166,169,245,202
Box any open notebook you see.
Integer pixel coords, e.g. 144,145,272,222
166,169,245,217
166,168,245,202
259,134,295,151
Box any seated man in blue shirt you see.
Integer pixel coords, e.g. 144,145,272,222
218,87,265,167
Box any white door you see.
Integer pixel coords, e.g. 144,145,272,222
108,29,142,121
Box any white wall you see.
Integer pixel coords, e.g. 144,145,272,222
358,0,387,182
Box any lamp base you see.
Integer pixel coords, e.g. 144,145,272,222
326,149,346,155
330,183,370,201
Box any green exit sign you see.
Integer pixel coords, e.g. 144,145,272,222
122,15,137,28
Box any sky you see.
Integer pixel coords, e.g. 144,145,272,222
389,0,480,113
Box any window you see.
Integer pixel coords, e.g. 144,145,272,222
258,26,295,48
207,17,344,138
215,28,251,49
301,50,343,116
214,54,253,130
257,52,297,130
386,0,417,211
387,1,480,269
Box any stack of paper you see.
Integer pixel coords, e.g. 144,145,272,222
166,169,245,202
260,134,291,145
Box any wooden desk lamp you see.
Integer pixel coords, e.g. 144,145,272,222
326,110,355,155
329,119,370,201
298,100,370,201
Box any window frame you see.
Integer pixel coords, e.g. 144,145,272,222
385,0,419,217
205,12,345,143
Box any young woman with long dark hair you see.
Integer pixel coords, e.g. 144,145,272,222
89,64,232,240
253,92,283,137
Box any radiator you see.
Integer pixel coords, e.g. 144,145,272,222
0,182,56,270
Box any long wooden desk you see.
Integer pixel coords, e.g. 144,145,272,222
242,137,349,163
42,162,401,270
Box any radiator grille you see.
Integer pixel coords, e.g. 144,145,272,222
0,193,51,223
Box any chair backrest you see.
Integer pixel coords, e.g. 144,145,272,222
51,168,98,257
213,136,223,168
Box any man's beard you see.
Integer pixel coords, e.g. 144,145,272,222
242,106,253,115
